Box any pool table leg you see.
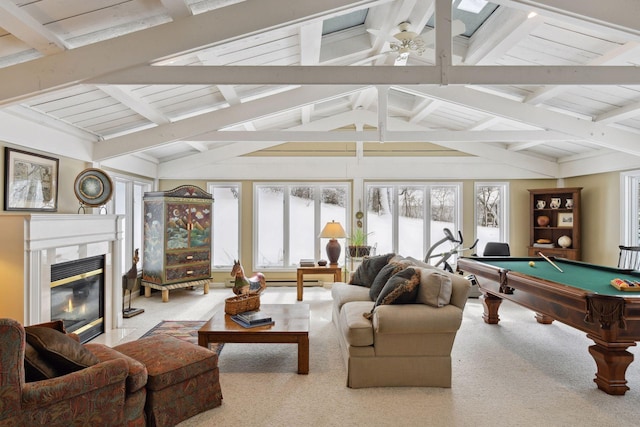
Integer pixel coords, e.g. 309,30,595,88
587,337,635,395
480,292,502,324
534,313,554,324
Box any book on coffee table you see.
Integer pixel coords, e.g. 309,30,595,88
231,310,274,328
230,314,275,328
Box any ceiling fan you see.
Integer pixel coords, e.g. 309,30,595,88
368,20,466,65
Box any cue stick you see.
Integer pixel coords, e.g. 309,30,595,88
538,252,563,273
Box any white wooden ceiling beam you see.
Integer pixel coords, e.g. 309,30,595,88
400,85,640,156
596,101,640,124
506,0,640,33
160,0,193,19
0,0,386,104
525,41,640,105
299,21,323,123
164,156,553,180
0,1,66,55
180,129,576,142
97,85,170,124
91,64,640,85
465,8,544,65
93,85,365,160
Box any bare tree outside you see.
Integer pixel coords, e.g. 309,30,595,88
476,185,501,228
431,186,456,222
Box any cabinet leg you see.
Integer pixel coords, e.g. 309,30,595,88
204,282,209,294
144,286,151,298
162,289,169,302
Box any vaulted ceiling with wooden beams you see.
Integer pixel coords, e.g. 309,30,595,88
1,0,640,180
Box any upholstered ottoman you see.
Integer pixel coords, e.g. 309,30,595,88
114,334,223,427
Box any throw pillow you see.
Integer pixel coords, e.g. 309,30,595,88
364,267,420,319
415,268,453,307
349,253,395,287
368,259,414,301
24,341,59,381
25,326,99,377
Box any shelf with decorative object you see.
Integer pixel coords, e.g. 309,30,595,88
528,187,582,260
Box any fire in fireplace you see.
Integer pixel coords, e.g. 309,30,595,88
50,255,105,343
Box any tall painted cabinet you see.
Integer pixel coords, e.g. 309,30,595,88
142,185,213,285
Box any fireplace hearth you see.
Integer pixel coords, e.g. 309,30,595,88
51,255,105,343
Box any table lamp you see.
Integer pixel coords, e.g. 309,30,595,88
319,220,347,266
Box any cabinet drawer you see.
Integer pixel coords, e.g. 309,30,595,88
166,250,210,266
165,262,211,283
528,247,579,260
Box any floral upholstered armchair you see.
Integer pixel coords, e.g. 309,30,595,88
0,318,133,427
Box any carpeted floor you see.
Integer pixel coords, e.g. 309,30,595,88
95,286,640,426
140,320,224,354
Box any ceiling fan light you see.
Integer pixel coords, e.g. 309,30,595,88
390,38,426,56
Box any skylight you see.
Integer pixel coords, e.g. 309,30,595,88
322,9,369,35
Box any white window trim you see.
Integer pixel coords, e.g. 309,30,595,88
106,172,153,275
474,181,510,244
621,170,640,246
364,182,463,258
207,182,242,270
253,182,350,270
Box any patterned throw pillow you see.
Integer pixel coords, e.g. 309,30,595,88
25,326,99,379
349,253,396,287
368,259,414,301
363,267,420,319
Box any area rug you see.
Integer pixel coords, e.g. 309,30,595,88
140,320,224,355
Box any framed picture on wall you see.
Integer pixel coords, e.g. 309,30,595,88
4,147,59,211
557,212,573,227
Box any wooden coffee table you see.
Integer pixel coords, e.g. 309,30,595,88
198,304,310,374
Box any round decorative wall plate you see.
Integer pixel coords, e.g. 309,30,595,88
74,168,114,207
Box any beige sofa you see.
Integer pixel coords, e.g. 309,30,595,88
331,258,471,388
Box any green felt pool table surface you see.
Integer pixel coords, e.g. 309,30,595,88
476,257,640,297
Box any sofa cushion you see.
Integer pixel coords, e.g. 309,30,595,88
24,326,99,378
331,282,372,309
349,253,395,287
340,301,375,347
364,268,420,319
415,268,453,307
368,259,414,301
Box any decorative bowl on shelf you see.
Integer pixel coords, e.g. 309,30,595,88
317,260,327,266
536,215,550,227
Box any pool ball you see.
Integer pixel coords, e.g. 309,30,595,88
529,261,535,267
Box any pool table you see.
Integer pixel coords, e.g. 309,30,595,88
457,256,640,395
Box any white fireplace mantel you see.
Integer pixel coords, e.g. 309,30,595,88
0,214,124,331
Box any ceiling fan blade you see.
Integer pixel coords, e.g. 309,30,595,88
366,28,397,43
394,52,409,66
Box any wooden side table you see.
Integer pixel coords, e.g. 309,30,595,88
296,266,342,301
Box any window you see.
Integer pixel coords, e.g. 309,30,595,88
364,183,462,262
475,182,509,255
207,183,241,268
621,171,640,245
254,183,349,269
108,174,152,275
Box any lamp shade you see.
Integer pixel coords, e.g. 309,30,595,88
319,221,346,266
319,221,347,239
